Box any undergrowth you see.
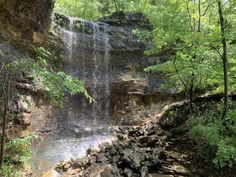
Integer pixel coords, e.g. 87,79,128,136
188,101,236,168
0,134,37,177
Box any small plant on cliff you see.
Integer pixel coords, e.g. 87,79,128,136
33,46,64,68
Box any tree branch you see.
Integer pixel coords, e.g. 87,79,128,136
202,1,215,16
209,45,222,57
0,62,4,74
222,0,229,8
185,0,193,30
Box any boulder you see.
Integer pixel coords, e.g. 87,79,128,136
96,153,108,163
139,135,158,147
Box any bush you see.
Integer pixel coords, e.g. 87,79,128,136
189,103,236,168
1,134,38,177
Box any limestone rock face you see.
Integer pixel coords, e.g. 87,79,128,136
0,1,56,141
0,0,54,40
99,11,153,30
54,12,175,125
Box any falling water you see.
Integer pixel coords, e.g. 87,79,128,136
57,18,111,131
102,23,111,127
64,17,75,74
86,21,111,127
81,20,87,113
32,17,112,176
92,22,99,124
66,17,75,121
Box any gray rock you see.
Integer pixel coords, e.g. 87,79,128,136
109,146,118,156
139,135,158,147
96,153,108,163
122,149,141,170
101,167,113,177
124,168,132,177
71,157,90,168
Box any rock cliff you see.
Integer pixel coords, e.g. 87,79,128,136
0,0,54,41
54,11,175,125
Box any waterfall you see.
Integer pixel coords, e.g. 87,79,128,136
55,18,111,131
92,22,99,124
63,17,76,75
102,23,111,128
90,22,111,127
32,17,113,176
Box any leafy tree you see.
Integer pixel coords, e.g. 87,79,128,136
7,58,92,107
142,0,236,168
54,0,146,20
54,0,103,20
217,0,228,119
143,0,236,112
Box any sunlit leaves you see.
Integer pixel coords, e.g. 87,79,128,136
54,0,103,20
54,0,148,20
6,48,93,107
143,0,236,97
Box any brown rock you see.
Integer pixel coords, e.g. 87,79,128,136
42,170,54,177
33,32,45,43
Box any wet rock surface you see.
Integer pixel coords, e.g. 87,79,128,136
53,12,176,125
54,122,195,177
54,115,236,177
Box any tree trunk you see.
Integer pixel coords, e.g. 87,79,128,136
198,0,201,32
0,72,9,167
218,0,228,119
189,83,194,112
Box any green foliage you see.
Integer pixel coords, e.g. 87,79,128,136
145,47,220,92
1,134,37,177
143,0,236,103
1,164,20,177
5,134,37,165
213,141,236,168
5,47,92,107
190,103,236,168
54,0,102,20
54,0,147,20
6,57,92,107
34,46,63,68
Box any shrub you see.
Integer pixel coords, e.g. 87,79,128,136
190,104,236,168
1,134,38,177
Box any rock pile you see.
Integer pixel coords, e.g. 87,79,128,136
55,123,193,177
